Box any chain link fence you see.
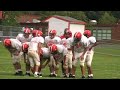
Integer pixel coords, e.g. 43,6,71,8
0,25,23,41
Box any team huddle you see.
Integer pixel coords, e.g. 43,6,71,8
3,27,97,79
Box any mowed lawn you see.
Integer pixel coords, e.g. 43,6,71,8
0,42,120,79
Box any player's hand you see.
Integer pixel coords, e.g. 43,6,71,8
14,51,20,56
89,47,92,51
63,64,67,68
80,55,84,61
72,55,75,61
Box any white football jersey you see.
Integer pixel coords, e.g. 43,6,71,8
28,36,44,51
50,44,68,62
41,47,50,58
72,35,89,53
45,36,61,47
10,39,22,52
60,37,73,49
16,33,32,43
88,36,96,51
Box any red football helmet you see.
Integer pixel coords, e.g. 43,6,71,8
74,32,82,40
24,28,31,34
32,30,39,37
49,30,57,36
49,30,57,39
64,28,71,34
60,35,65,39
50,44,58,53
3,39,11,47
37,30,43,37
64,29,72,38
84,30,91,37
22,43,29,52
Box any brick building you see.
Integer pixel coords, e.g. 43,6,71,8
87,24,120,41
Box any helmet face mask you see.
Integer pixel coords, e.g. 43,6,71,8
51,50,58,54
23,28,31,38
49,30,56,39
5,44,11,48
84,34,88,37
24,33,30,38
64,31,72,38
74,37,80,43
74,32,82,42
49,33,55,39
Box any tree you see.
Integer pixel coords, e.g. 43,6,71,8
111,11,120,21
1,11,22,26
69,11,88,22
98,12,117,24
85,11,98,20
38,11,88,22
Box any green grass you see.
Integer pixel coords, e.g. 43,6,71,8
0,43,120,79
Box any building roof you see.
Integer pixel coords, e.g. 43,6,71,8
42,15,86,25
16,14,41,23
93,24,117,27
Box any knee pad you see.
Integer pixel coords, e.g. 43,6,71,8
63,64,68,69
12,57,20,64
68,64,72,69
80,62,84,67
72,60,77,67
36,61,40,66
72,65,76,68
48,61,52,67
56,64,59,70
86,62,91,67
30,64,34,68
29,58,34,68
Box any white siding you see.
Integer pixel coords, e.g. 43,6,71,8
45,17,68,36
70,24,85,37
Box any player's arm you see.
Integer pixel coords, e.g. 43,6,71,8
23,52,27,63
82,46,88,56
42,58,50,68
81,41,89,60
38,37,44,56
63,48,67,65
89,42,98,51
52,55,56,65
7,48,13,57
63,55,66,65
37,42,42,56
72,45,75,61
44,37,48,47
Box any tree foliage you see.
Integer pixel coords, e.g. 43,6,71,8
98,12,117,24
1,11,120,26
1,11,22,26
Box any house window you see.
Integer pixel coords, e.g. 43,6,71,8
92,29,111,40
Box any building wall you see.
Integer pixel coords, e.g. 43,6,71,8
112,25,120,40
70,24,85,37
45,17,69,36
0,11,3,19
87,24,120,41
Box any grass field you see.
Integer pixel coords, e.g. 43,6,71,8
0,42,120,79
